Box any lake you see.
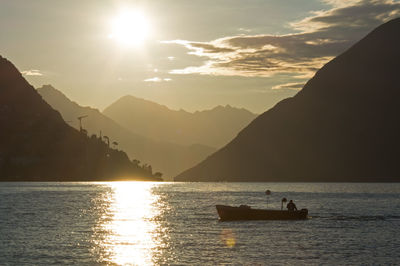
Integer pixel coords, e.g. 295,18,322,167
0,182,399,265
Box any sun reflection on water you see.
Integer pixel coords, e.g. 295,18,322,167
100,182,162,265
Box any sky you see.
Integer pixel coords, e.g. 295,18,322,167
1,0,399,113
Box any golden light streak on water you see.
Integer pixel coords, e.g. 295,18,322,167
101,182,161,265
220,229,236,248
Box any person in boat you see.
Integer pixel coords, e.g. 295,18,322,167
286,200,297,211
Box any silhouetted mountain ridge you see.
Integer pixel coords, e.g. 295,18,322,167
0,56,160,181
103,95,257,148
175,18,400,182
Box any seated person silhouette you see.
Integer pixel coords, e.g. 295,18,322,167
286,200,297,211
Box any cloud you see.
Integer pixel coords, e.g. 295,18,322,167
144,77,172,82
272,82,305,90
238,28,253,33
164,0,400,78
22,69,43,76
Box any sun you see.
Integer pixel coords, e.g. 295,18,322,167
109,10,151,47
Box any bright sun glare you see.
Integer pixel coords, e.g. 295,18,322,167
109,10,150,47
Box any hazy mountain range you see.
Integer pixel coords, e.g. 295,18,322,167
37,85,256,179
37,85,216,179
0,56,160,181
104,95,257,148
175,18,400,182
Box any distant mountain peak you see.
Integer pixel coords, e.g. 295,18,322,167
109,94,256,115
40,84,56,89
110,94,174,113
103,94,257,148
37,84,68,98
208,104,256,114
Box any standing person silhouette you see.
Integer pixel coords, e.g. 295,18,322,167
286,200,297,211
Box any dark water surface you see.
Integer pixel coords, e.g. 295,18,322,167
0,182,399,265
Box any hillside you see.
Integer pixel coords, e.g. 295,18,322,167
175,18,400,182
37,85,215,179
103,95,257,148
0,56,161,181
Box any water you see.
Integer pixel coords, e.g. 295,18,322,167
0,182,399,265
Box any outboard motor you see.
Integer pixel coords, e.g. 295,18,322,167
300,208,309,218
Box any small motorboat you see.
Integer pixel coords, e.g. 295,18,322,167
216,205,308,221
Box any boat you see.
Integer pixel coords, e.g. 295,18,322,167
216,205,308,221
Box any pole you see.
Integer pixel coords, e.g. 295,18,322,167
265,190,271,209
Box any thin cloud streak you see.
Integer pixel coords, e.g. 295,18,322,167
22,69,43,76
144,77,172,82
272,82,305,90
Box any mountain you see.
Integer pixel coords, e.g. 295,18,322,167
0,56,161,181
103,95,257,148
175,18,400,182
37,85,215,180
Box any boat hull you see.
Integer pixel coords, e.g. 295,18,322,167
216,205,308,221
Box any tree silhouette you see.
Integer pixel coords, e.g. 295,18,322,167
112,141,118,149
132,159,140,166
103,136,110,147
154,172,163,179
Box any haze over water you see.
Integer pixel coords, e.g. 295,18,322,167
1,182,399,265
